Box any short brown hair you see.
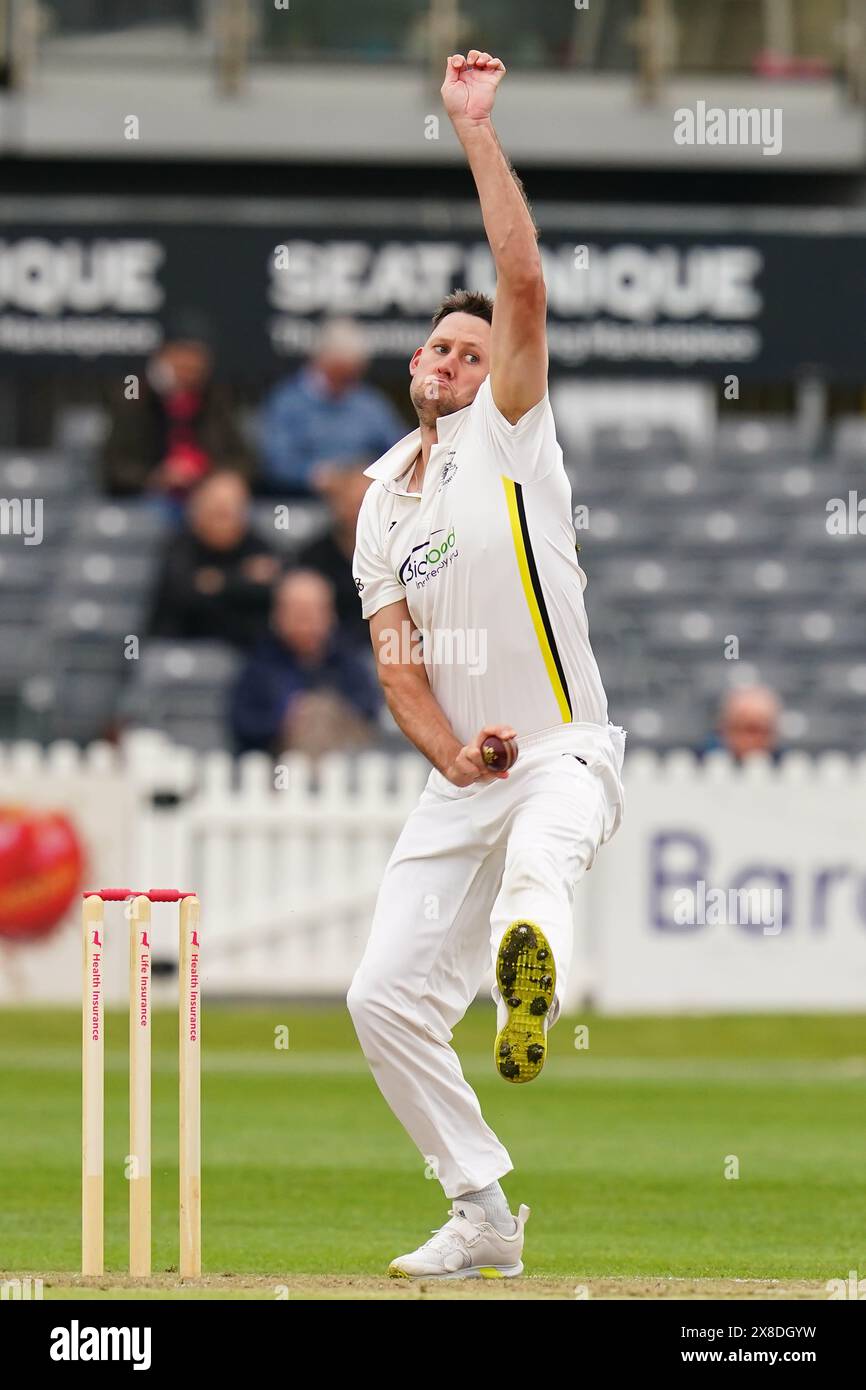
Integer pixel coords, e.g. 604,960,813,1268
430,289,494,331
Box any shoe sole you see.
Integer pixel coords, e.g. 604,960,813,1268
494,920,556,1083
388,1261,524,1280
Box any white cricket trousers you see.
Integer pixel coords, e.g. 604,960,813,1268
347,721,626,1199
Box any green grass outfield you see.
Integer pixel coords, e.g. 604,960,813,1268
0,1006,864,1299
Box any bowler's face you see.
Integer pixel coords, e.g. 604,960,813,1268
409,312,490,424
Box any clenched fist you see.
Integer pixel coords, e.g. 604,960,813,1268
443,723,517,787
441,51,506,127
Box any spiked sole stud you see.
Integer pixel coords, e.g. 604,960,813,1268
494,921,556,1083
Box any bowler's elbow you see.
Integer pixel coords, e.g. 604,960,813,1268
499,263,546,304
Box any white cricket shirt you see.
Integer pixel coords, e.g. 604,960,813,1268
352,374,609,745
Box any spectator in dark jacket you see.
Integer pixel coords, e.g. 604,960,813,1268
149,471,281,650
230,569,381,756
257,318,405,495
297,461,372,646
102,334,251,500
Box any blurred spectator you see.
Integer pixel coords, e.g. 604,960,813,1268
149,471,280,650
705,685,782,762
102,323,251,500
230,570,381,756
257,318,405,495
297,460,372,646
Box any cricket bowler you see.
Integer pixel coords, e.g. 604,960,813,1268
348,50,626,1280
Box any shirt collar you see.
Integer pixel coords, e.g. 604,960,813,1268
363,427,421,491
363,397,473,493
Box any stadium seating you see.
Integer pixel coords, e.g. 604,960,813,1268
1,413,863,754
119,640,244,753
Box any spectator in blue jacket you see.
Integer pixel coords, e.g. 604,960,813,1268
257,318,406,495
230,569,381,756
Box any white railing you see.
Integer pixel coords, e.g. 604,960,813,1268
137,741,431,995
2,733,866,1010
0,732,435,1003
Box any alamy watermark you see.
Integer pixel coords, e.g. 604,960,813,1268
49,1322,151,1369
674,101,783,157
826,492,866,535
673,882,783,932
826,1269,866,1299
1,1276,43,1299
0,497,43,544
377,620,487,675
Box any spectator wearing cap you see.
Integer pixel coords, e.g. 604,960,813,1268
229,569,381,756
149,471,281,651
257,318,405,495
102,321,252,501
296,460,372,647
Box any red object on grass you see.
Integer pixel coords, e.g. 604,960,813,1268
0,807,84,941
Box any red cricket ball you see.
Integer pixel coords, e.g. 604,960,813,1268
480,734,518,772
0,806,85,941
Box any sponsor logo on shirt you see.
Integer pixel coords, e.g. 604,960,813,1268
398,527,458,586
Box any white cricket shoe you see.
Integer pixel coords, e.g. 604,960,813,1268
388,1199,530,1279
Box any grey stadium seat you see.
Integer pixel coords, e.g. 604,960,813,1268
0,623,42,689
690,658,808,703
664,509,770,553
779,705,863,753
830,416,866,465
718,558,831,604
600,557,713,605
573,506,659,560
121,640,242,749
813,661,866,706
250,499,329,556
788,508,866,557
0,450,92,497
751,466,855,511
614,701,708,750
52,404,109,456
46,593,145,635
70,500,172,549
644,606,765,656
620,462,741,505
28,672,122,743
769,609,866,653
60,548,157,596
716,417,811,465
566,473,630,510
591,422,689,464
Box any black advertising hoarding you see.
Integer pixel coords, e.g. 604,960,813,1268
0,198,862,381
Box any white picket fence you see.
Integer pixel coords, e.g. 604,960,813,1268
0,732,439,1003
2,732,866,1009
129,735,432,995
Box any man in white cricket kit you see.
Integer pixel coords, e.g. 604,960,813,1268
348,50,626,1279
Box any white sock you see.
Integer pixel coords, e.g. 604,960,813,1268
456,1181,518,1235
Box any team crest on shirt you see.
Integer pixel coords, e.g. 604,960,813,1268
439,449,458,491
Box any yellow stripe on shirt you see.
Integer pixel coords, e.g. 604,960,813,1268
501,475,572,723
